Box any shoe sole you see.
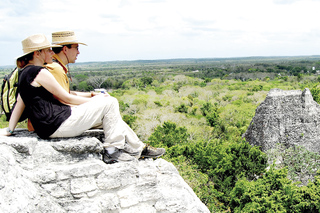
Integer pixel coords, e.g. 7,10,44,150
103,159,118,164
140,157,163,159
140,152,165,159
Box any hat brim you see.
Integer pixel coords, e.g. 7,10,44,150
16,44,62,60
52,41,87,46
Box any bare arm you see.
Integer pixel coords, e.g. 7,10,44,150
71,91,92,97
34,68,90,106
71,91,110,98
0,69,91,136
0,95,26,136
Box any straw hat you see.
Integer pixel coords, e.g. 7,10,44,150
52,31,87,46
17,34,61,59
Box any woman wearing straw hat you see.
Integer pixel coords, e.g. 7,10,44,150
1,34,165,164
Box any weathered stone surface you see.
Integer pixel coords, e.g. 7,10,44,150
243,88,320,153
0,129,209,213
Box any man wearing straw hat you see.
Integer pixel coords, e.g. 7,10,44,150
46,31,91,96
46,31,165,162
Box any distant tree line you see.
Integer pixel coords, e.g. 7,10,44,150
65,58,320,92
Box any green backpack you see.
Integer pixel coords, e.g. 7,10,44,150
1,67,27,121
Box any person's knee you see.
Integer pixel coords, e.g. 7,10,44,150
104,96,118,106
97,96,119,109
109,96,119,105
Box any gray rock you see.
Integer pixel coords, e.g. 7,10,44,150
244,88,320,153
0,129,209,213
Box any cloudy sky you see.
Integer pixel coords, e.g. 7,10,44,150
1,0,320,66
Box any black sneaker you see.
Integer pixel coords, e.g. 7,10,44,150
140,144,165,159
102,155,118,164
102,148,137,164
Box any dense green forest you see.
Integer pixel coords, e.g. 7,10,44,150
2,56,320,212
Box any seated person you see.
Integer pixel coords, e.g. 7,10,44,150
1,33,165,164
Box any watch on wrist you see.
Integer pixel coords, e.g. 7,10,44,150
7,128,13,134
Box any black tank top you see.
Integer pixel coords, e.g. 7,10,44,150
18,65,71,138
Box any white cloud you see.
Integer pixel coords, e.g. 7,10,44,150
1,0,320,66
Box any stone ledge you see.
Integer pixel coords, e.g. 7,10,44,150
0,128,104,155
0,128,210,212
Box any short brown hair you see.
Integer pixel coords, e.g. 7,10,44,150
16,52,34,68
52,44,72,54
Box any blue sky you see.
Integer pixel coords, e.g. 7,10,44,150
1,0,320,66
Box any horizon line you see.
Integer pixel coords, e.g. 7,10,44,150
1,55,320,68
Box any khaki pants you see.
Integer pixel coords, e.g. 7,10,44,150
50,95,145,154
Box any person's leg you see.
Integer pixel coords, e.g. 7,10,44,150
50,95,164,161
93,96,165,159
92,96,145,153
50,95,111,138
50,96,143,162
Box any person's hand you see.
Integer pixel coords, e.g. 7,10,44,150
0,128,12,136
93,92,110,97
